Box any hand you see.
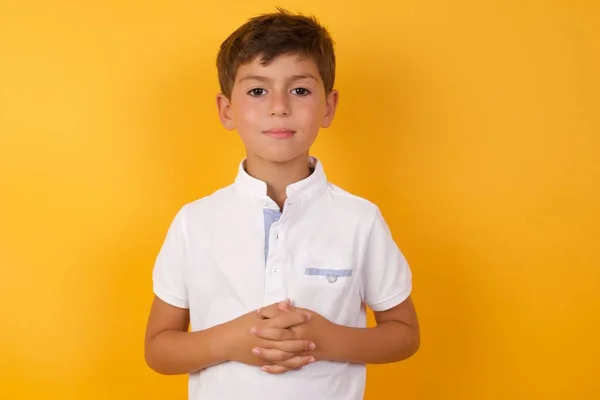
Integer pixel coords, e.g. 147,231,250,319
248,300,316,373
252,302,337,374
225,301,315,371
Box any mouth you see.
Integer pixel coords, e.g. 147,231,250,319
262,128,296,139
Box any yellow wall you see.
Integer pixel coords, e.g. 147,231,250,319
1,1,598,399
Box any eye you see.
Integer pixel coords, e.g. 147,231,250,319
291,87,311,96
247,88,267,97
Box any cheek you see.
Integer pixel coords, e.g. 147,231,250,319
233,100,262,126
297,102,325,128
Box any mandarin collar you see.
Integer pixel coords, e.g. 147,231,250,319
233,156,328,210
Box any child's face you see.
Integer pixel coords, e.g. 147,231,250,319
217,54,338,164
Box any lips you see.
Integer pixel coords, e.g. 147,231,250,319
263,128,295,138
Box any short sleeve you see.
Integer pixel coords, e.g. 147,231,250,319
152,207,189,309
361,207,413,312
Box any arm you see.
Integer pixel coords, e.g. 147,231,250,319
317,296,420,364
254,297,419,373
144,296,226,375
144,296,316,375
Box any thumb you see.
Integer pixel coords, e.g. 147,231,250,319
278,298,296,312
257,299,291,319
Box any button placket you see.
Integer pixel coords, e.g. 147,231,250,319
264,217,288,303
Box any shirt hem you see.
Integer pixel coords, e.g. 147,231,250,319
368,284,412,312
153,285,189,309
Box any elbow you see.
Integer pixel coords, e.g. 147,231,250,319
396,324,420,361
145,350,166,375
405,323,420,358
145,355,179,376
409,330,420,357
145,342,176,376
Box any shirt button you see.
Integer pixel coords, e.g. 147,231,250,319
272,266,279,275
327,275,337,283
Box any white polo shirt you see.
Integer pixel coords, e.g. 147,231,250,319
152,156,412,400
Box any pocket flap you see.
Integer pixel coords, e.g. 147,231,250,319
304,268,353,277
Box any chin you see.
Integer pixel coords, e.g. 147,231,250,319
256,149,308,164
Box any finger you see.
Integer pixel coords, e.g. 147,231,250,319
253,342,316,362
261,364,291,374
253,347,295,362
255,303,283,320
251,326,296,341
268,310,311,329
262,355,316,373
259,299,296,319
277,299,296,312
253,338,316,353
255,307,266,320
274,339,316,353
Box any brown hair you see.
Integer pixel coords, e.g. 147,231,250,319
216,7,336,99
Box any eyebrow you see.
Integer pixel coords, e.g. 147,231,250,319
237,74,320,83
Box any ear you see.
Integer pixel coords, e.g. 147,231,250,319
321,89,339,128
216,93,235,130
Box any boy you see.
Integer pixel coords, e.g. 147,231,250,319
144,8,419,400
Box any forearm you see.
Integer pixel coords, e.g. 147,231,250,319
322,321,419,364
145,324,229,375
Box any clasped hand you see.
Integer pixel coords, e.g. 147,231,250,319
235,299,328,374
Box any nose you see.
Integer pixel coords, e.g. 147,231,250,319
268,91,290,116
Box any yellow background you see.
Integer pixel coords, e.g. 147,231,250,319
1,1,598,399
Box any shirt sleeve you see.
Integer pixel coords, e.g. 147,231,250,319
361,207,413,312
152,206,189,309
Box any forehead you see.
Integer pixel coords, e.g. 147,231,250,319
235,53,322,83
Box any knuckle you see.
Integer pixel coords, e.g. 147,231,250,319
276,330,287,340
280,360,297,369
293,312,305,321
280,342,296,353
293,356,310,367
287,341,302,352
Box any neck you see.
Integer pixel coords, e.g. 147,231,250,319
245,153,312,210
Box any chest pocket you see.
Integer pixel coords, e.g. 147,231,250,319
304,267,353,283
294,252,355,289
289,251,360,323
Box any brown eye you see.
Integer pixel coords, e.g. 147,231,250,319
248,88,266,97
292,88,311,96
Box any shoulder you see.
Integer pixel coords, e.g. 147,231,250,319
168,184,236,229
324,182,381,223
182,185,234,212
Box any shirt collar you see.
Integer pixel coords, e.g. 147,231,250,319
233,156,328,210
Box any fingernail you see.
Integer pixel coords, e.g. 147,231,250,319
261,366,269,372
309,342,316,350
250,327,257,335
252,348,260,355
308,357,316,363
305,313,312,320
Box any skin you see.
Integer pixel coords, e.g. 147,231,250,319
144,53,420,376
216,53,338,208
